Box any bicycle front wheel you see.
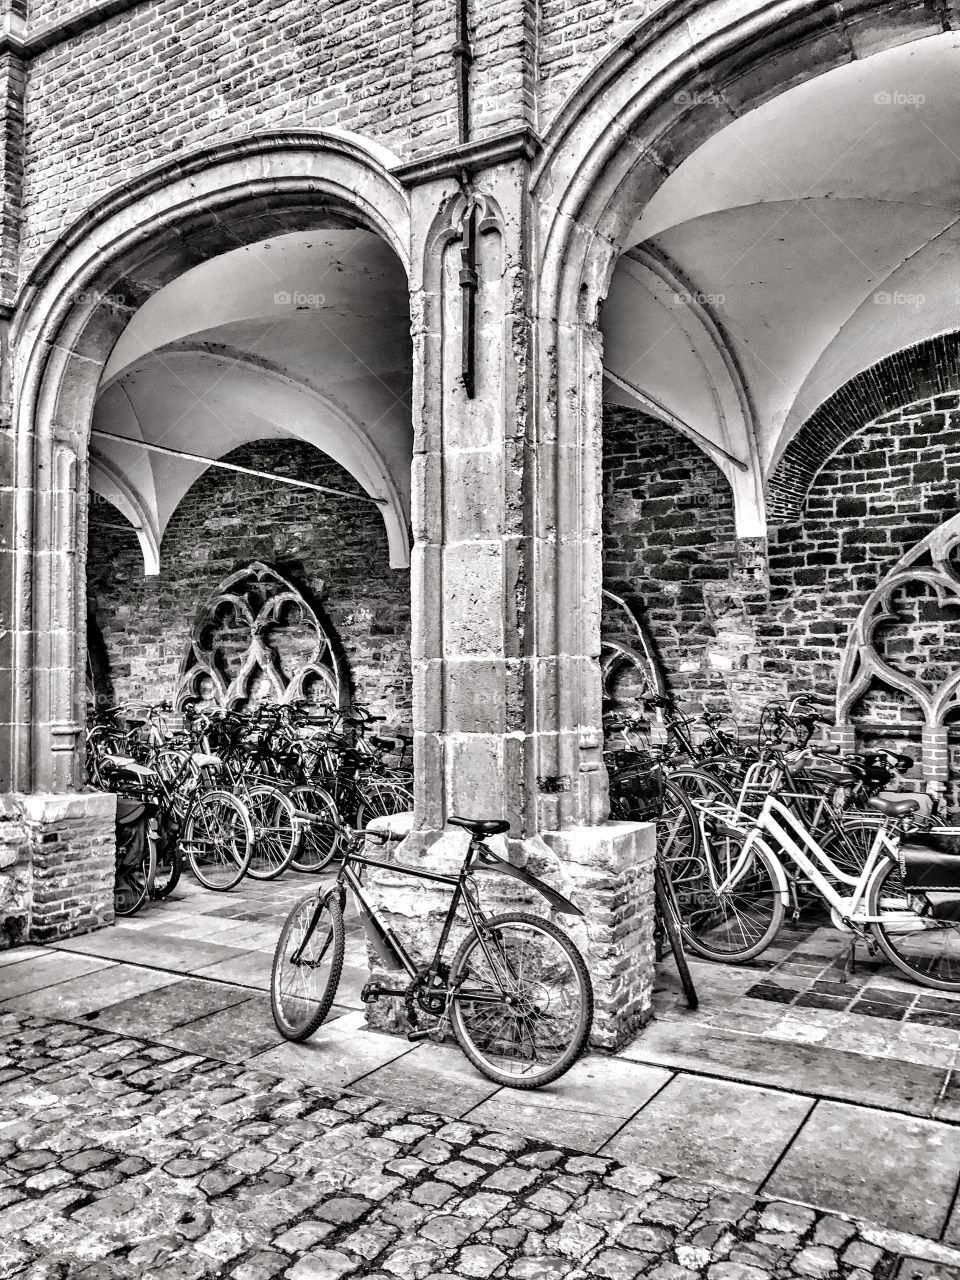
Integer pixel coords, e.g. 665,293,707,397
289,783,343,873
271,892,345,1040
183,791,254,891
679,832,784,962
245,784,299,880
869,859,960,991
449,912,593,1089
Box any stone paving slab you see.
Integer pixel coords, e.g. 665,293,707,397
54,928,250,973
465,1058,674,1154
349,1041,501,1117
765,1099,960,1239
0,947,47,969
1,961,181,1021
193,951,276,991
0,951,117,1000
624,1019,950,1118
248,1011,416,1092
601,1075,815,1192
153,993,284,1064
82,977,255,1040
0,1008,943,1280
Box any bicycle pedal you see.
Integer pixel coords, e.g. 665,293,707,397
406,1027,432,1042
360,982,381,1003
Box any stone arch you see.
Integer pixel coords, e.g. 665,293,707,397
6,130,411,792
526,0,946,825
767,333,960,522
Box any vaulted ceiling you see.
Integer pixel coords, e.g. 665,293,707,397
602,32,960,534
89,228,413,572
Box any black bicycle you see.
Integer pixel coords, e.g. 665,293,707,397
270,816,594,1088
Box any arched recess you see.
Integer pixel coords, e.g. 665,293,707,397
528,0,950,826
6,130,411,793
767,333,960,522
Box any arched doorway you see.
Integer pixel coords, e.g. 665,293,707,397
533,13,960,814
5,131,412,794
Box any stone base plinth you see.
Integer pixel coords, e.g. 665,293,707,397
0,792,116,946
361,818,655,1052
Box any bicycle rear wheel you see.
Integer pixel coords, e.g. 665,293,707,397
289,783,343,873
679,831,784,963
869,859,960,991
114,824,156,918
245,784,299,880
183,791,254,891
271,892,345,1040
449,912,593,1088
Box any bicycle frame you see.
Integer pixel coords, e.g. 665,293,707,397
704,794,899,927
296,836,582,998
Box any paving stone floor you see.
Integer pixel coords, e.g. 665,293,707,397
3,877,960,1276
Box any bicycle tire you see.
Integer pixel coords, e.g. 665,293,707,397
114,824,156,918
868,858,960,991
669,765,738,808
271,892,345,1040
150,825,182,900
679,831,785,963
245,783,299,880
819,816,883,883
654,861,698,1009
183,790,254,891
355,778,413,830
289,783,343,873
658,778,702,883
449,911,593,1089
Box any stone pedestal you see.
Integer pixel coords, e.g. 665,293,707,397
0,791,116,945
362,817,654,1053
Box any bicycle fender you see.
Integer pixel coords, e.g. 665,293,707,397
476,862,584,916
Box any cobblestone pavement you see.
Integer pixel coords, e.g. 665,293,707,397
1,1010,958,1280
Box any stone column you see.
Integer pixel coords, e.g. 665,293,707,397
369,141,655,1050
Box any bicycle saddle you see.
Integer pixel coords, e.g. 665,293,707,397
865,797,919,817
447,816,511,838
370,737,395,751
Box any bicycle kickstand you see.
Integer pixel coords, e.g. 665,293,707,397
837,938,857,984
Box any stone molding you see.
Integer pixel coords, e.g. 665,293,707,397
391,127,542,186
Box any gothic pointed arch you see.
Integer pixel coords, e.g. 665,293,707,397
176,561,351,713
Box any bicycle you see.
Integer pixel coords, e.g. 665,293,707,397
270,816,594,1088
100,749,254,894
685,780,960,991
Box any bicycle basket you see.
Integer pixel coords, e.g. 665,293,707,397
609,753,663,822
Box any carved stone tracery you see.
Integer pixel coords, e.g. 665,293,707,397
175,561,349,712
837,514,960,792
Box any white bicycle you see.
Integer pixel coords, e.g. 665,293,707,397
685,779,960,991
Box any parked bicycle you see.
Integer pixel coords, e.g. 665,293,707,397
270,816,594,1087
685,772,960,990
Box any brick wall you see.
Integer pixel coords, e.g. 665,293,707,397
601,405,741,715
20,0,414,278
538,0,649,126
766,393,960,807
86,439,412,730
766,394,960,696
